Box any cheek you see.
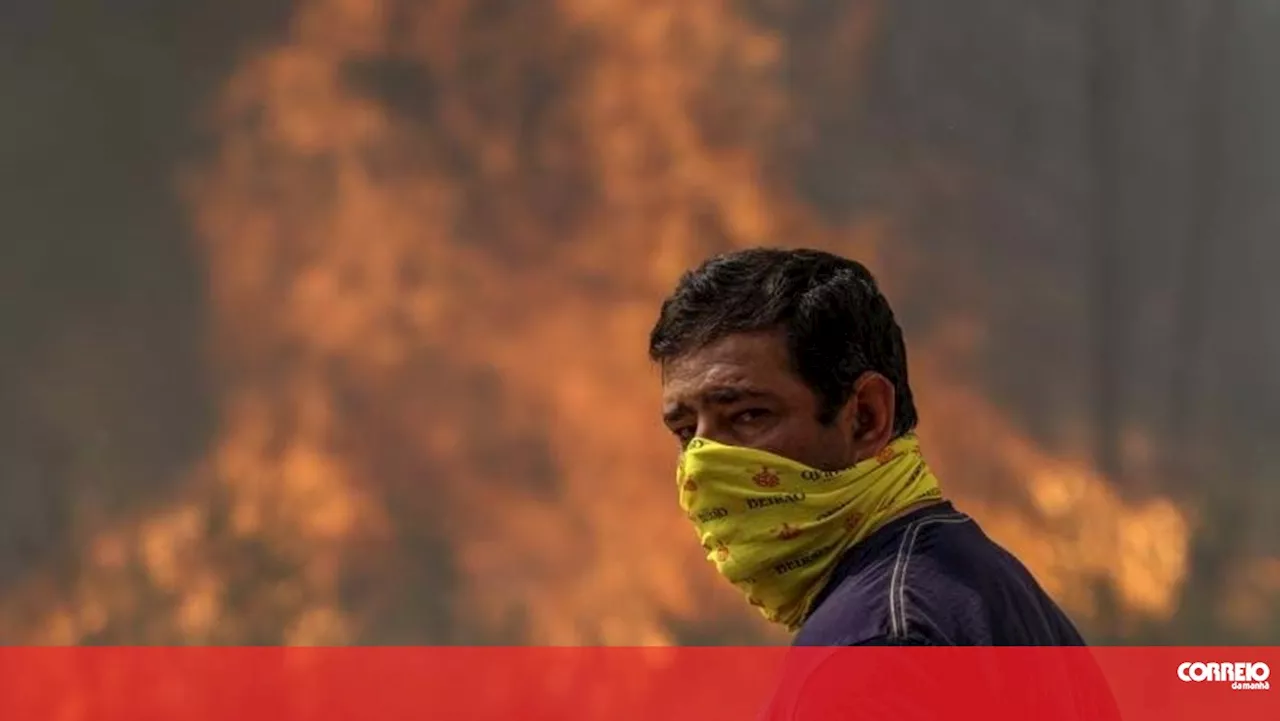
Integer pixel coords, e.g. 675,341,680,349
794,424,858,472
753,418,846,470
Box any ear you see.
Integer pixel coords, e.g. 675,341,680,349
843,371,896,461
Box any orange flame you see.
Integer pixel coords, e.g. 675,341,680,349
0,0,1222,645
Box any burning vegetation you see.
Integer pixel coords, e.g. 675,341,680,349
8,0,1251,646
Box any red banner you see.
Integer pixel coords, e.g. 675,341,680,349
0,647,1274,720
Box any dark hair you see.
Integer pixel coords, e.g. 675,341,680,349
648,247,918,436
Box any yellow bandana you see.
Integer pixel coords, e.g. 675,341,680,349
677,434,942,630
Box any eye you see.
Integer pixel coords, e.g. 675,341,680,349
731,409,771,425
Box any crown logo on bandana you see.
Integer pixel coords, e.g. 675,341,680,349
776,523,802,540
752,466,781,488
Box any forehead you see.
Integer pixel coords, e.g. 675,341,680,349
660,332,806,406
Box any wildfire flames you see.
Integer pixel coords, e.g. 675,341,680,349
1,0,1196,644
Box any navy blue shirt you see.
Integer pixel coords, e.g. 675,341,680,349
758,503,1119,720
795,501,1085,646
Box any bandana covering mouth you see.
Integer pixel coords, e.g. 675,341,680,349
677,434,942,630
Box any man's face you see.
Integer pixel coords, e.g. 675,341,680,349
660,331,865,472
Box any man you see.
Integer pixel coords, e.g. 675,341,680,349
649,247,1085,647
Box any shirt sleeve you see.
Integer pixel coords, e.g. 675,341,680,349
848,633,933,646
765,635,938,721
774,636,1123,721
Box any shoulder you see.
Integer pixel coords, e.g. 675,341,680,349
795,508,978,645
796,506,1080,646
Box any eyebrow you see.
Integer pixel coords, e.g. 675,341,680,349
661,385,775,425
702,386,772,404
